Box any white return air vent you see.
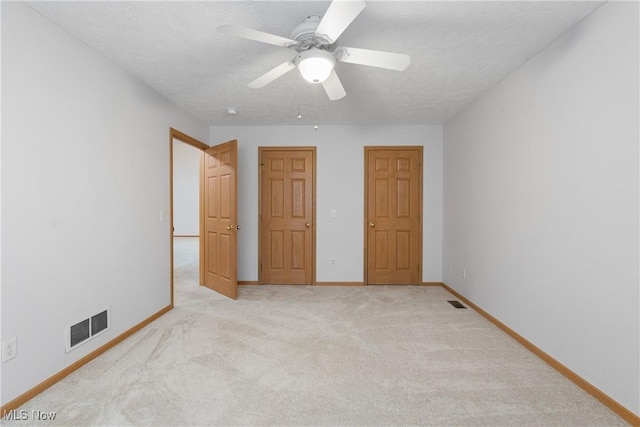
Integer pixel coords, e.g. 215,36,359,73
65,307,110,353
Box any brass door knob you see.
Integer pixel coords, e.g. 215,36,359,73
369,222,375,227
305,223,311,228
226,225,233,230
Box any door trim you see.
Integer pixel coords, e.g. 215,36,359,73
363,146,423,285
258,146,317,285
169,128,208,307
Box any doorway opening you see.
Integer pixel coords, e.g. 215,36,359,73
169,128,208,307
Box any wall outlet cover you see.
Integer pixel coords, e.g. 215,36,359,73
2,337,17,362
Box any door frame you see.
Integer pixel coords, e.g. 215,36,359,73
363,146,423,285
169,128,209,307
258,146,317,285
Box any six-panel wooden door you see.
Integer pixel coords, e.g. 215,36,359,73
260,148,315,285
203,140,238,299
365,147,422,285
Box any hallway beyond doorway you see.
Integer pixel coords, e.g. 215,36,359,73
173,236,200,306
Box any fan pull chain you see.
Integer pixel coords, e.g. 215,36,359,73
296,72,302,120
314,84,319,130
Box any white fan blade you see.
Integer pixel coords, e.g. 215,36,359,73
314,0,366,44
321,70,346,100
337,46,410,71
218,24,299,48
249,61,296,88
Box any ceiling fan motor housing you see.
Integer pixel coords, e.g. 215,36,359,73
291,15,334,50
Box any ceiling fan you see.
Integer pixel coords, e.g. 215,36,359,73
217,0,410,101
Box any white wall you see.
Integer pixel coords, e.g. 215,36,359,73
172,140,201,236
1,2,208,406
443,1,639,416
210,125,443,283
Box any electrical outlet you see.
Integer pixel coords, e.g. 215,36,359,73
2,337,17,362
330,258,335,265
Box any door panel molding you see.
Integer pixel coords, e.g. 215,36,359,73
364,146,423,285
259,147,316,285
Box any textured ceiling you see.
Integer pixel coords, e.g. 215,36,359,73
27,1,604,126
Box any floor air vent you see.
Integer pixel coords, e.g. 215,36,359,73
447,300,467,309
65,307,110,353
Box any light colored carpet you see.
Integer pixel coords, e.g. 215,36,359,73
2,238,627,426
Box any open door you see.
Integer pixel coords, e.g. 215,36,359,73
203,140,238,299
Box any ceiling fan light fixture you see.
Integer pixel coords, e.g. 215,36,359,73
296,49,335,84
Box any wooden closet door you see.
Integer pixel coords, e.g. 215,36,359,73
365,147,422,285
260,148,315,285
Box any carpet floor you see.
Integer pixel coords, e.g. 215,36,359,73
2,238,627,426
